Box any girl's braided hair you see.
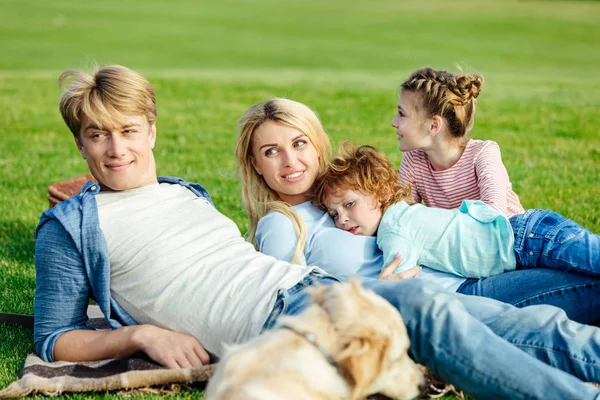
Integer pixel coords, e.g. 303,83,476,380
401,67,483,140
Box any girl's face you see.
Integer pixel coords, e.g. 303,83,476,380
325,189,382,237
251,121,321,205
391,91,433,152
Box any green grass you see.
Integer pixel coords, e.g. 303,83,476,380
0,0,599,397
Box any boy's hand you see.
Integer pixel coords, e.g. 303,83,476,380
378,253,421,281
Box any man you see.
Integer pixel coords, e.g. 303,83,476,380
35,65,600,399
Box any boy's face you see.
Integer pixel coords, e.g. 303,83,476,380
76,114,158,191
325,189,382,236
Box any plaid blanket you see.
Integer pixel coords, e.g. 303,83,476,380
0,353,215,398
0,308,215,399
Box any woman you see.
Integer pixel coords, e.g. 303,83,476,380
235,98,600,324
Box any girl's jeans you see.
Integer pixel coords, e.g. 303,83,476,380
511,208,600,275
263,270,600,400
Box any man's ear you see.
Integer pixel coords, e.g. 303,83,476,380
428,115,443,137
250,156,263,176
149,123,157,149
74,137,86,160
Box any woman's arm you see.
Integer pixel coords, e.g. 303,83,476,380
256,211,307,264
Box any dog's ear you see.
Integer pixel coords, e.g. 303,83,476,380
338,333,388,400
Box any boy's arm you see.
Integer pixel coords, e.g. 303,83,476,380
378,253,422,280
256,211,307,264
377,229,420,274
399,154,422,205
35,218,209,367
474,142,511,215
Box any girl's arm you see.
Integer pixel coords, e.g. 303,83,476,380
474,142,512,215
399,153,422,205
256,211,307,265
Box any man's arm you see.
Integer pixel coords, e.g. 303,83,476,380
35,217,209,368
55,325,209,368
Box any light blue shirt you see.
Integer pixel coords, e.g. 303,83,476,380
257,202,382,278
378,200,517,278
256,202,466,291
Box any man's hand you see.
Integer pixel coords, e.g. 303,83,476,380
54,325,210,369
132,325,210,369
378,253,421,281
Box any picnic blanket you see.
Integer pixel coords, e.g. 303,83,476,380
0,354,215,398
0,309,215,398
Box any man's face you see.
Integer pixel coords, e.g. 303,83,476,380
76,114,158,191
325,189,383,237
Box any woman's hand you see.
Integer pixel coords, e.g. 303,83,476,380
378,253,421,281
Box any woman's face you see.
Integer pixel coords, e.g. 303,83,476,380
251,121,321,205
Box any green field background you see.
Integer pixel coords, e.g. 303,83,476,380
1,0,599,397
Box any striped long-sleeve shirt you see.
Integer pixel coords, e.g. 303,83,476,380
399,140,525,217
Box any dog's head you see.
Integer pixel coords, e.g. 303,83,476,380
310,279,425,400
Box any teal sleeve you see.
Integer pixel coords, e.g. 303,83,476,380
377,229,419,273
256,212,307,265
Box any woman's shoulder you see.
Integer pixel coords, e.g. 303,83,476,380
257,201,325,233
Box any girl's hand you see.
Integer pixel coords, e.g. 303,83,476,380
378,253,421,281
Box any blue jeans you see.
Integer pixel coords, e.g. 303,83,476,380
264,272,600,400
511,209,600,276
457,268,600,324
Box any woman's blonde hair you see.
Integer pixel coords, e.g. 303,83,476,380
313,142,411,212
401,67,483,144
235,98,331,264
58,65,157,138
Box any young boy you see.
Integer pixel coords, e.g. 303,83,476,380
313,143,600,279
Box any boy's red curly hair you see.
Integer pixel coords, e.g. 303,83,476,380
312,142,411,212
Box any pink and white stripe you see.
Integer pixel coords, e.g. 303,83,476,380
399,140,525,217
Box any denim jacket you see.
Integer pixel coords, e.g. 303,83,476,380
34,176,213,362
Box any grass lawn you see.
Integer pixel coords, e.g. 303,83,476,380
0,0,598,398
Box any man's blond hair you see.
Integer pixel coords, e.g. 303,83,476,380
58,65,157,138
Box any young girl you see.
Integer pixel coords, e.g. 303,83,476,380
313,143,600,279
392,67,525,217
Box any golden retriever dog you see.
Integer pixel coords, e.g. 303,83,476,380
206,279,425,400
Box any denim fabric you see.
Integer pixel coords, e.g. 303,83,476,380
261,270,340,331
511,209,600,276
457,268,600,324
34,177,212,362
264,275,600,399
